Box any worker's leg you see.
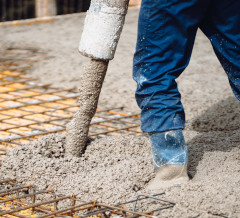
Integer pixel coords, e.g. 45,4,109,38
200,0,240,100
133,0,211,188
133,0,210,133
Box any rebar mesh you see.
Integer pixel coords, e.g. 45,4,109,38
0,179,175,217
0,47,175,218
0,47,141,161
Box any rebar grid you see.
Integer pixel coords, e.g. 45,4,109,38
0,48,141,162
0,48,177,217
0,179,175,217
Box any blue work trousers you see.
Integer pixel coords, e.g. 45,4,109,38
133,0,240,132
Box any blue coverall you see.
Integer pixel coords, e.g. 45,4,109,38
133,0,240,133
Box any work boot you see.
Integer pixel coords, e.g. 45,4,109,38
147,130,189,190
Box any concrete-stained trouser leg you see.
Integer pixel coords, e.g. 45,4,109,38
65,59,108,157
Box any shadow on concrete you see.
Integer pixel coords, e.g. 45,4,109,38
187,96,240,177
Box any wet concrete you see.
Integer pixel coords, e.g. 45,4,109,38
65,59,108,156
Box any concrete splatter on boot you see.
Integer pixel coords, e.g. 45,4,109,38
147,130,189,190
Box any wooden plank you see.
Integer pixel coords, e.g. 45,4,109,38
129,0,141,6
35,0,57,18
